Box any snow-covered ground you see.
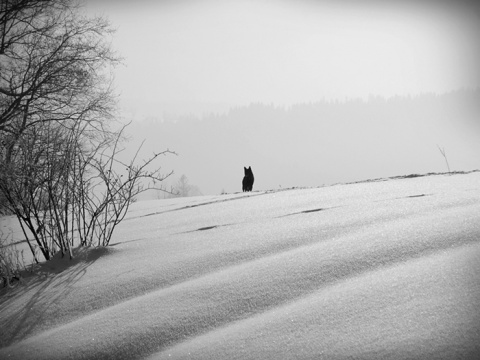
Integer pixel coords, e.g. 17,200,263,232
1,172,479,359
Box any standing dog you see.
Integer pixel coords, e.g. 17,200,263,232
242,166,254,192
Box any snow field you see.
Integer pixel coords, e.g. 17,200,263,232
152,242,480,360
0,172,479,359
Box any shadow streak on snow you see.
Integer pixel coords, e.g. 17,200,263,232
373,193,433,203
123,192,268,222
180,205,340,234
0,247,115,347
178,223,239,234
278,206,341,218
197,225,218,231
404,193,430,199
188,224,230,233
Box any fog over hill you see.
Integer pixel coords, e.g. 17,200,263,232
124,90,480,197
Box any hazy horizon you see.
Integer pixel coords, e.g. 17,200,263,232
124,90,480,197
82,0,480,196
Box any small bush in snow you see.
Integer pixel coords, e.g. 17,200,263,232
0,229,25,288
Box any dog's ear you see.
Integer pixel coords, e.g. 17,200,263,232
244,167,247,173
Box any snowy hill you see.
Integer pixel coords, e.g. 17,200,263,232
1,172,479,359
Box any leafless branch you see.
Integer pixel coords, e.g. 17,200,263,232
437,144,451,173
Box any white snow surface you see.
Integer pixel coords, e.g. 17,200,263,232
1,172,480,359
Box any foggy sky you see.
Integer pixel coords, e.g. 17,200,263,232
84,0,480,195
87,0,480,115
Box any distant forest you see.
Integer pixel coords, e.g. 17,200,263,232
162,89,479,122
129,89,480,194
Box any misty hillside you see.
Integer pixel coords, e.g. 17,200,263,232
1,171,479,359
124,90,480,195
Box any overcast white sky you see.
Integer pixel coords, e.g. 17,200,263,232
86,0,480,117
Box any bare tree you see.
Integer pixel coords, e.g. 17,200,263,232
171,175,203,198
0,0,117,137
175,174,191,197
1,112,176,261
75,124,176,248
0,1,176,262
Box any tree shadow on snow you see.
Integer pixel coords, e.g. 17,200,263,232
0,246,116,348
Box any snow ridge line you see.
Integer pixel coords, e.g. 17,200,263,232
344,169,480,185
123,170,480,223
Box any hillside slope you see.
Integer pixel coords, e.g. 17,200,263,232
1,172,479,359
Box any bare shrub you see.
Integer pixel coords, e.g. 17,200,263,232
0,1,176,262
0,229,26,288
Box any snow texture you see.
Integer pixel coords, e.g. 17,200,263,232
1,172,479,359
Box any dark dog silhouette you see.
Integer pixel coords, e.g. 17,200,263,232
242,166,254,192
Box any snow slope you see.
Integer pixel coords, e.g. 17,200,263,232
1,172,479,359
